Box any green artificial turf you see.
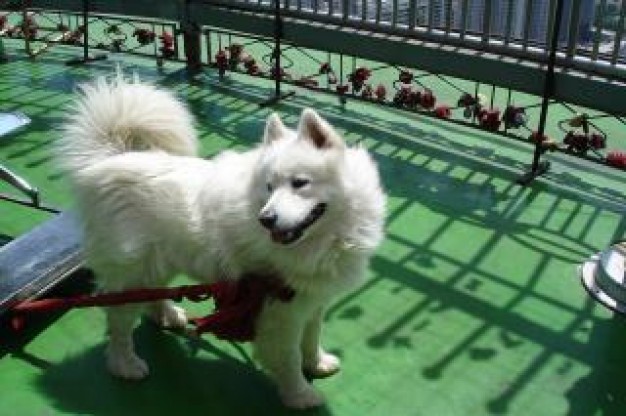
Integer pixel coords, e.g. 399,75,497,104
1,41,625,416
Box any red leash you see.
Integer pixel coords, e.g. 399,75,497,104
9,274,295,342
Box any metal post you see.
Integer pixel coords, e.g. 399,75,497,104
260,0,295,107
183,0,202,75
66,0,106,66
516,0,565,186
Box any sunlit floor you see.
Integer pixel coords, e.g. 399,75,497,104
1,44,626,416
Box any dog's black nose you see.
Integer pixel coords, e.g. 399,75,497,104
259,210,277,229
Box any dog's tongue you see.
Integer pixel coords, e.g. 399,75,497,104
271,230,291,243
270,229,299,244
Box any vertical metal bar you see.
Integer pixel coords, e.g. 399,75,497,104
504,0,514,44
482,0,492,44
313,0,319,14
472,82,480,123
525,0,566,180
393,0,399,27
460,0,469,39
342,0,349,21
327,51,331,89
328,0,334,16
522,0,533,48
592,0,606,61
22,3,31,55
259,0,295,107
505,88,512,132
151,23,158,58
172,23,180,61
297,0,302,12
274,0,281,97
408,0,416,30
207,30,212,65
375,0,381,23
545,0,557,48
82,0,88,60
566,0,582,59
428,0,435,32
362,0,367,22
339,53,344,84
444,0,452,33
611,0,626,65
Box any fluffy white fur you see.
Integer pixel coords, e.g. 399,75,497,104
58,75,386,409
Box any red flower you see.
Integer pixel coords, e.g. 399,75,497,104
159,32,174,48
435,105,451,119
374,84,387,101
159,32,175,58
348,67,371,93
606,151,626,168
420,89,436,109
589,133,606,150
215,50,228,77
479,109,501,131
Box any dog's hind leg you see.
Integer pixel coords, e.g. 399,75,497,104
105,304,149,380
302,307,341,378
148,300,188,329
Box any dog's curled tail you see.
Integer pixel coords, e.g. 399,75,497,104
58,73,198,172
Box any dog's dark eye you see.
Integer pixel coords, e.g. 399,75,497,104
291,178,310,189
267,183,273,192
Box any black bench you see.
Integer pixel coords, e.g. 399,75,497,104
0,212,84,314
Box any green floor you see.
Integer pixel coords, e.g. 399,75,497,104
1,44,626,416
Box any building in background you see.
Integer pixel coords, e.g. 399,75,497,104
463,0,595,45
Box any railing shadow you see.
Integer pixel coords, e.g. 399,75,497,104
159,73,626,414
2,52,625,415
191,79,626,414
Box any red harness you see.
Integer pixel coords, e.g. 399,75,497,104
9,274,295,342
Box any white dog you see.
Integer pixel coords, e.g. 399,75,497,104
58,75,385,409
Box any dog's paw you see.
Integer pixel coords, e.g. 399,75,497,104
106,351,149,380
150,302,188,329
304,351,341,379
280,384,325,409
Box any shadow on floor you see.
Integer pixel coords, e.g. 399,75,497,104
3,57,624,415
35,323,334,416
564,315,626,416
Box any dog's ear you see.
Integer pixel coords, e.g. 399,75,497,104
298,108,344,149
263,113,287,144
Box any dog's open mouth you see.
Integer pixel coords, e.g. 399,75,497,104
270,203,327,245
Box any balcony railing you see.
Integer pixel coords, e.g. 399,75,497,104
1,0,625,176
205,0,626,79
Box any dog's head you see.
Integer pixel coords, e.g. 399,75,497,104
253,109,346,245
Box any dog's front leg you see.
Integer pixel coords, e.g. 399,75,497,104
105,304,149,380
302,307,341,378
254,297,324,409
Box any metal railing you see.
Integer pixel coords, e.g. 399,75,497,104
1,0,624,177
209,0,626,79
